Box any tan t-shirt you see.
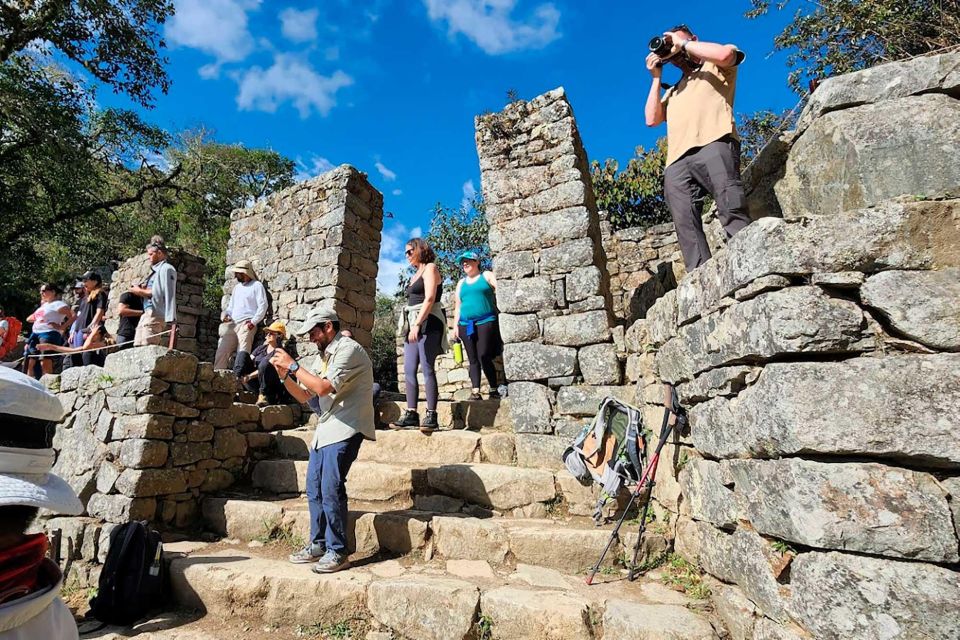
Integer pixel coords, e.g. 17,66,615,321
662,57,742,166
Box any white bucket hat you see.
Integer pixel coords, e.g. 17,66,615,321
230,259,258,280
0,368,83,515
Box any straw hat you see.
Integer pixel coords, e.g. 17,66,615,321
230,260,258,280
0,368,83,515
264,320,287,339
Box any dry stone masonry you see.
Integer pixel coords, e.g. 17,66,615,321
106,249,217,360
224,165,382,351
645,51,960,640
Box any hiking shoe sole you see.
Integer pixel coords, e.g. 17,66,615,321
312,558,351,574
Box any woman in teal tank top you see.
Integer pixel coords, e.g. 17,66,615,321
452,251,502,400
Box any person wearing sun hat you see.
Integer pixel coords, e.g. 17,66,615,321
451,250,502,401
0,367,82,639
214,259,268,373
236,320,290,407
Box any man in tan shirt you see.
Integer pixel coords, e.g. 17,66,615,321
645,24,752,270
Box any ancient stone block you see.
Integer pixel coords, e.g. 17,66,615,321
554,385,633,416
514,434,566,471
679,458,738,529
104,346,199,383
426,464,556,511
539,238,594,274
367,577,479,640
118,439,169,469
733,274,791,302
564,265,601,302
259,404,295,430
578,343,621,385
170,442,213,466
542,310,609,347
861,268,960,350
790,551,960,640
602,600,716,640
87,493,157,523
658,287,869,383
506,382,553,434
778,95,960,217
496,276,555,314
489,207,592,253
200,469,234,493
481,587,593,639
502,343,576,381
213,428,248,460
115,468,187,497
711,583,758,640
433,516,509,563
136,395,200,419
691,354,960,467
729,458,958,562
498,313,539,344
492,250,535,279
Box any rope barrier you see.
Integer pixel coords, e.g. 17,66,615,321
8,328,176,367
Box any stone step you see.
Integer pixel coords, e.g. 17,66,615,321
168,542,720,640
374,398,512,432
251,459,563,515
272,427,518,466
200,497,670,575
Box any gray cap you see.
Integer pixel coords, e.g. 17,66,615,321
295,304,339,336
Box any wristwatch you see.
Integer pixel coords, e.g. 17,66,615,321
681,39,691,52
288,361,300,374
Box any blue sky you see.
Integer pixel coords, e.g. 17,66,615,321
101,0,800,291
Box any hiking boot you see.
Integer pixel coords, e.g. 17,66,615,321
311,550,350,574
419,410,440,433
390,409,419,430
256,394,269,407
487,388,501,400
289,543,325,564
468,392,483,401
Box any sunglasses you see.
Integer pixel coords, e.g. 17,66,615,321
405,249,414,256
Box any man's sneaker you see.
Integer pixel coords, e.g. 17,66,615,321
312,550,351,574
390,409,419,430
256,394,269,407
289,543,324,564
419,410,440,433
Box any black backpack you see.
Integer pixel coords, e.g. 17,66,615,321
88,521,166,626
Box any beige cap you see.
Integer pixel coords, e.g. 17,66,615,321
230,260,258,280
295,304,339,336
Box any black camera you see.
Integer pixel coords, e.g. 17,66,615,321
648,34,674,58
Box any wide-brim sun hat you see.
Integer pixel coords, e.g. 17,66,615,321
230,259,258,280
458,250,480,263
0,367,83,515
264,320,287,339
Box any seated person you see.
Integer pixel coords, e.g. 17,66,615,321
236,320,291,407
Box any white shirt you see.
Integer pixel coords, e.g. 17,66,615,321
0,561,78,640
30,301,69,333
227,280,268,324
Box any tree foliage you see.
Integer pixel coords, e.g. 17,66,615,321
737,108,797,166
420,196,491,287
746,0,960,94
370,294,399,390
590,139,671,231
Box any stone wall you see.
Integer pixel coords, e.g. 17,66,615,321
41,347,301,584
105,250,216,358
599,213,684,325
224,165,382,354
644,53,960,639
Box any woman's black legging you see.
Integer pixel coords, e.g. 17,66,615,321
404,316,444,411
461,320,501,390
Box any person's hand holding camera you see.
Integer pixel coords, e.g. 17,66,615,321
645,52,663,78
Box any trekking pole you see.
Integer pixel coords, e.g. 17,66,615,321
584,384,683,585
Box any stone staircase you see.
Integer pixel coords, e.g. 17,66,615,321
157,398,724,639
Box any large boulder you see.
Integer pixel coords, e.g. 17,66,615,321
860,269,960,350
790,551,960,640
690,354,960,468
777,94,960,218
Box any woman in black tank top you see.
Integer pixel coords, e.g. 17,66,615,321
391,238,444,432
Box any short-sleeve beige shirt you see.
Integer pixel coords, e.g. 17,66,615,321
662,58,742,167
307,333,376,450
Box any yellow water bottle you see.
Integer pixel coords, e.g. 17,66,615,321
452,339,464,365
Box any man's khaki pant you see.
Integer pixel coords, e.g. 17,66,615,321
133,309,167,346
214,320,256,370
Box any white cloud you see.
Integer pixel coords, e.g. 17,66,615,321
461,179,477,210
377,223,419,293
392,189,403,196
167,0,261,75
236,54,353,118
280,7,319,43
375,160,397,182
423,0,561,55
295,155,336,181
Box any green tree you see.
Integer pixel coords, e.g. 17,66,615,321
737,108,797,166
746,0,960,94
422,196,491,286
590,139,671,231
370,294,399,390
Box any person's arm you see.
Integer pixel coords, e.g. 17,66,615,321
130,282,151,298
483,271,497,289
409,264,440,343
162,266,177,324
117,302,144,318
673,35,740,68
88,294,106,330
26,309,38,323
270,348,335,400
54,306,75,333
452,279,463,340
645,52,666,127
251,282,268,327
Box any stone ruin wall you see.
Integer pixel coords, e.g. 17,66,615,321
224,165,383,355
40,346,302,585
642,52,960,640
106,250,218,360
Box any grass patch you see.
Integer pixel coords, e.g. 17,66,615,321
543,495,566,517
661,554,711,599
254,518,305,550
772,540,797,556
295,620,356,638
476,614,494,640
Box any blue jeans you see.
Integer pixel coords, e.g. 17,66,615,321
305,433,363,554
